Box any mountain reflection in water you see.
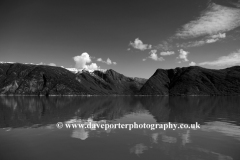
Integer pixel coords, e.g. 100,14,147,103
0,96,240,160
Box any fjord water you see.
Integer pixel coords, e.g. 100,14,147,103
0,96,240,160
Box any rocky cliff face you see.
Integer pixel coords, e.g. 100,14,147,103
140,66,240,95
0,63,146,95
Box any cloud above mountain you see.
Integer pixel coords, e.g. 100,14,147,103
48,63,56,66
146,50,165,61
189,61,196,66
97,58,117,65
178,33,226,48
175,3,240,39
155,3,238,52
143,50,165,61
129,38,152,51
73,52,99,70
177,49,189,62
199,49,240,66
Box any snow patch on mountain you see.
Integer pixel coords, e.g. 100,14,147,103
66,68,107,74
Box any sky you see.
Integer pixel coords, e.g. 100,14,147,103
0,0,240,78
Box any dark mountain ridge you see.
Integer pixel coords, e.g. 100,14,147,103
140,66,240,95
1,63,240,96
0,63,146,95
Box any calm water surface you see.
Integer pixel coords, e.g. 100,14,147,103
0,96,240,160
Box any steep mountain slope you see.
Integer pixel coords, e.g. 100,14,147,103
140,66,240,95
76,69,147,94
139,69,169,95
0,63,91,95
0,63,146,95
1,63,240,96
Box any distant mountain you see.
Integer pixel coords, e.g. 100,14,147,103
1,63,240,96
0,63,146,95
140,66,240,95
76,69,147,95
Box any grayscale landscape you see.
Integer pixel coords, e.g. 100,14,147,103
1,0,240,159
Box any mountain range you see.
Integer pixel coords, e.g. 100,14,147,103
0,63,240,96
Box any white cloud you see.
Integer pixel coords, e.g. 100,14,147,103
48,63,56,66
73,52,91,68
176,3,240,39
211,33,226,39
87,63,99,70
177,49,189,62
37,62,45,65
73,52,99,70
160,51,175,56
106,58,112,65
189,61,196,66
199,49,240,66
178,33,226,48
206,32,226,43
97,58,117,65
129,38,152,51
177,40,205,48
206,38,218,43
148,50,165,61
97,58,102,61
